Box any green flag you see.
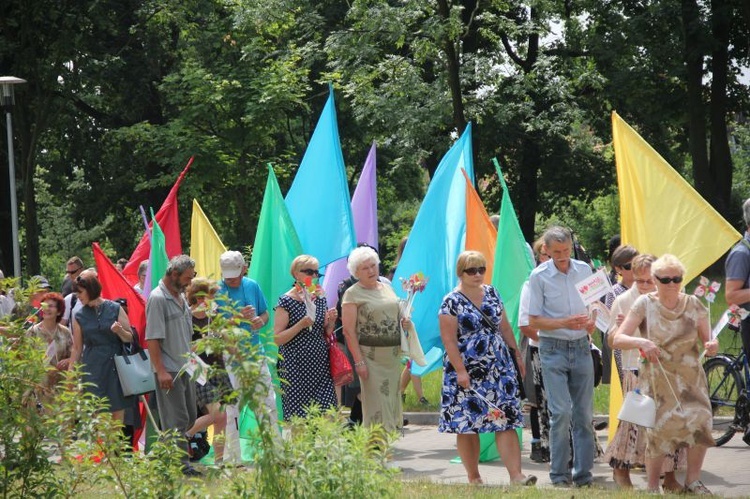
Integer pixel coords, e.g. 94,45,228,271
149,209,170,291
240,165,303,461
491,159,535,340
249,164,304,360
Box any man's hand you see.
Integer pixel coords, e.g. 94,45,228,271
561,314,589,330
157,370,173,390
241,305,256,320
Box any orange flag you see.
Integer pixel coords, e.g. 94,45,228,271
463,169,496,284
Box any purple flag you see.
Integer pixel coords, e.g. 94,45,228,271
322,143,378,308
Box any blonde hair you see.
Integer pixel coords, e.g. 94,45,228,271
290,255,319,276
456,251,487,276
651,254,686,277
631,254,656,274
187,277,219,306
532,237,545,257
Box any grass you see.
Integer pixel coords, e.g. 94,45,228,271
400,480,687,498
403,273,738,415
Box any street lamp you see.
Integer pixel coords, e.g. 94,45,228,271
1,76,26,278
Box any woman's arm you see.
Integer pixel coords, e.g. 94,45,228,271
69,319,83,369
342,302,368,381
499,313,524,378
273,305,312,346
440,313,470,389
110,306,134,343
611,310,659,362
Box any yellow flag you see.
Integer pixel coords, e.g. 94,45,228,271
190,199,227,280
610,111,741,440
613,111,740,281
463,169,496,283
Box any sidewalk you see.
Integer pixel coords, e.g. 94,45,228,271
391,424,750,496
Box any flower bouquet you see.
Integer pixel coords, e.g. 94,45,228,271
294,275,324,323
470,388,507,425
398,272,428,366
399,272,428,319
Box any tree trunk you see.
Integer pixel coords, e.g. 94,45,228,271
682,0,711,202
517,134,540,241
436,0,467,135
708,0,732,216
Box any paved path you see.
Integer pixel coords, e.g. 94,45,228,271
391,424,750,496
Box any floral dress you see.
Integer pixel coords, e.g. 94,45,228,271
438,285,523,433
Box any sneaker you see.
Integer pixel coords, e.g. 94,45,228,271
419,397,429,406
188,433,210,462
182,465,203,477
684,480,712,495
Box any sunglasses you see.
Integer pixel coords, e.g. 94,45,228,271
76,276,86,285
621,262,632,271
463,267,487,276
654,275,683,285
299,268,320,277
66,267,83,274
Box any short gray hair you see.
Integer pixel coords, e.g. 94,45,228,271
743,198,750,227
347,246,380,276
167,255,195,276
543,226,572,248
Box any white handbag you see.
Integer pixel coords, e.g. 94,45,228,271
114,349,156,396
618,388,656,428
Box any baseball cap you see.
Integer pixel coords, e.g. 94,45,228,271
31,275,51,289
220,251,246,279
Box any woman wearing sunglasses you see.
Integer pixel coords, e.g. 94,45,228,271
438,250,535,486
274,255,337,420
613,254,717,494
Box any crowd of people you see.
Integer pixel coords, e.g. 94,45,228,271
4,197,750,492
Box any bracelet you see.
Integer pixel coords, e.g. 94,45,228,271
354,360,366,367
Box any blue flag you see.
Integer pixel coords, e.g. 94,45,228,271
285,84,356,268
393,124,474,355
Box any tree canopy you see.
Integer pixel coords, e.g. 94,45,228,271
1,0,748,281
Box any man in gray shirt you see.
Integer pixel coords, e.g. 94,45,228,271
528,226,595,487
146,255,198,475
725,198,750,358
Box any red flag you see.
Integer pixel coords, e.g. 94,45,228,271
92,243,147,345
92,242,150,450
122,157,193,285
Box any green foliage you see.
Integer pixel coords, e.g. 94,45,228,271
536,188,620,261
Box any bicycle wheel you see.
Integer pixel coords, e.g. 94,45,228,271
704,356,744,446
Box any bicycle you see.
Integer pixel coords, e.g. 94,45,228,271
703,326,750,446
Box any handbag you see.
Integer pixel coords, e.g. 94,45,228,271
114,349,156,396
400,321,427,367
618,388,656,428
591,344,603,387
327,335,353,387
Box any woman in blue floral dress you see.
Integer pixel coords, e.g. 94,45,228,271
439,250,536,486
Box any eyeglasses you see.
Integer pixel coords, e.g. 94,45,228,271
654,275,683,285
66,267,82,274
463,267,487,276
635,278,654,285
621,262,632,271
299,268,320,277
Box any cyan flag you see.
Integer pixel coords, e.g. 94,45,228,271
392,124,474,355
285,84,356,269
322,143,378,308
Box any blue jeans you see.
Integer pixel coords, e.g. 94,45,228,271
539,336,594,485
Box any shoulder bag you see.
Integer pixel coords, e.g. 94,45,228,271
114,347,156,397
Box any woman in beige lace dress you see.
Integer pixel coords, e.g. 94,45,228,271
613,254,718,494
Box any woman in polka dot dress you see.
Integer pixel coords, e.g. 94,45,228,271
273,255,337,420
